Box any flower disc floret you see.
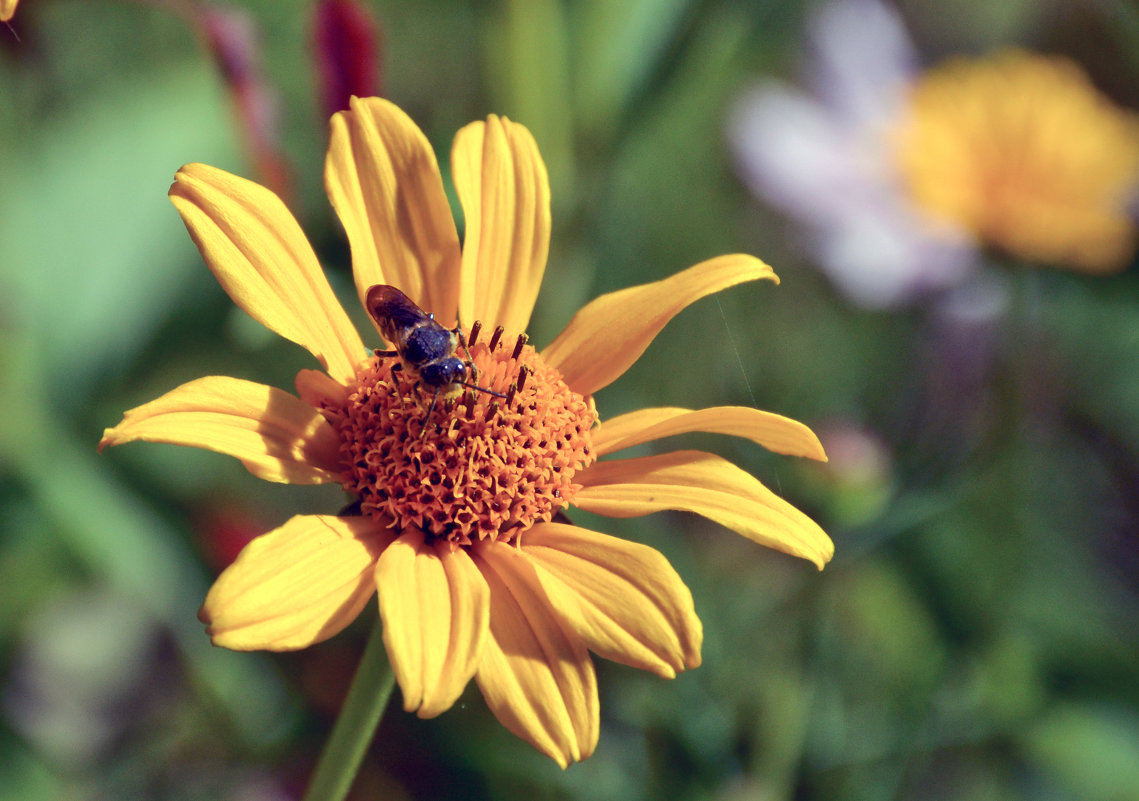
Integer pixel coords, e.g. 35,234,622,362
330,332,597,546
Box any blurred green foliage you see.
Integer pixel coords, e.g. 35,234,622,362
3,1,1139,800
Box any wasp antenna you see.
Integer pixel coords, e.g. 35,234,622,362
488,325,504,352
511,333,528,361
468,320,482,347
461,381,506,399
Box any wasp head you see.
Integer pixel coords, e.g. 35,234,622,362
418,356,469,391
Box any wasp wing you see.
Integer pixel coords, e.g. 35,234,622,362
366,284,430,343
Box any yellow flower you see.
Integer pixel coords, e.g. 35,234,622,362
1,0,18,22
896,50,1139,272
100,98,832,766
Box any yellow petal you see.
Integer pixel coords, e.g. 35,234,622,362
294,368,349,411
169,163,364,385
325,97,462,323
98,376,342,484
1,0,17,22
594,405,828,460
542,255,778,397
375,530,490,718
523,523,702,678
200,515,388,650
472,540,598,768
452,116,551,336
575,450,833,569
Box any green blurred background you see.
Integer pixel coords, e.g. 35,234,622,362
3,1,1139,799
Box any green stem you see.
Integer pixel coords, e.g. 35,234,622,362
302,618,396,801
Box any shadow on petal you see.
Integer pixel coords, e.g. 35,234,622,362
472,540,597,768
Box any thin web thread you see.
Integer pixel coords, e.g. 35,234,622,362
714,296,758,409
716,294,785,498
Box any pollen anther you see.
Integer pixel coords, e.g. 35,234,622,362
488,325,504,352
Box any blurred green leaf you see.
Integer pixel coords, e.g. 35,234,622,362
1,341,294,750
484,0,575,199
1026,703,1139,801
0,60,238,397
571,0,694,140
0,740,64,801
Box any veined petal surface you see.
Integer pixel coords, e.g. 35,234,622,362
200,515,389,650
473,540,598,768
542,255,777,397
523,523,702,678
452,116,550,337
375,530,490,718
326,97,462,324
98,376,342,484
576,450,833,569
595,406,827,460
170,163,364,385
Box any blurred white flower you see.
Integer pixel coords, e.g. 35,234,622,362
728,0,975,308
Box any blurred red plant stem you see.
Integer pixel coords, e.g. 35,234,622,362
194,504,265,571
126,0,296,200
192,4,293,202
313,0,382,118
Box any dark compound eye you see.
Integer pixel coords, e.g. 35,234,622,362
419,357,467,388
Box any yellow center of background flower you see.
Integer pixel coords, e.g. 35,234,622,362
329,332,597,546
895,50,1139,272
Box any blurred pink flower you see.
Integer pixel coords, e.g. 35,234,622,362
728,0,974,308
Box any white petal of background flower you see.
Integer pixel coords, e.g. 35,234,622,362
728,0,976,309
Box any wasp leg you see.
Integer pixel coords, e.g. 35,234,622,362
455,322,480,385
386,362,411,409
420,386,442,439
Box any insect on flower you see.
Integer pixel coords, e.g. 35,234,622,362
365,284,505,431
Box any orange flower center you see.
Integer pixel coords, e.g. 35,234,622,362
329,326,597,546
